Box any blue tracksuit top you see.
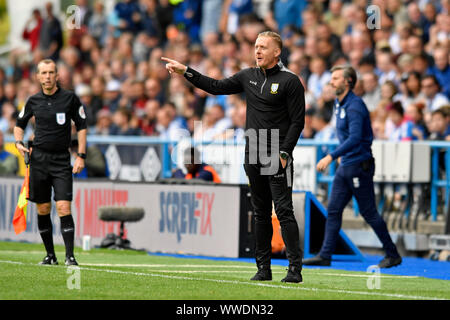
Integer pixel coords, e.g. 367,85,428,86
329,91,373,166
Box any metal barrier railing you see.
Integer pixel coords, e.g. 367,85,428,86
5,134,449,221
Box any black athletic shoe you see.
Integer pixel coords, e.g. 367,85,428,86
39,255,58,265
378,256,402,268
65,256,78,266
302,255,331,266
281,265,303,283
250,267,272,281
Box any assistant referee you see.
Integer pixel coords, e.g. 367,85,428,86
14,59,87,266
162,31,305,283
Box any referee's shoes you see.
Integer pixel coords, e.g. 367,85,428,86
39,254,58,265
65,256,79,266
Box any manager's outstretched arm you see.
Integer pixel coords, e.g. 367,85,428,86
161,57,243,96
161,57,187,75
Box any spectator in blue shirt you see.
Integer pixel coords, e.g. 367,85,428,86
427,47,450,99
114,0,143,34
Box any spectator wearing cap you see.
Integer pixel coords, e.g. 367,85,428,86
92,109,113,135
75,84,97,128
421,74,449,112
104,79,122,112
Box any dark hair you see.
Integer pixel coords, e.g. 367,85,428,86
431,108,446,118
387,101,404,116
330,65,357,89
421,74,441,91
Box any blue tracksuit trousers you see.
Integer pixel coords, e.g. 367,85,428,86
319,159,399,259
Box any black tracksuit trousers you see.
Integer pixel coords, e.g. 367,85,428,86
244,158,303,270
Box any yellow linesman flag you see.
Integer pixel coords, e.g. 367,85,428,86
13,166,29,234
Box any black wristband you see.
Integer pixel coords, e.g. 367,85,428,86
77,152,87,159
280,151,289,160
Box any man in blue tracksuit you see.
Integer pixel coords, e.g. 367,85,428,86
303,65,402,268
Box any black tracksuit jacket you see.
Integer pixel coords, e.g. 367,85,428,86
184,61,305,161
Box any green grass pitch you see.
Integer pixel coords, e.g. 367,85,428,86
0,241,448,300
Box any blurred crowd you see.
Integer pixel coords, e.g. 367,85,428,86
1,0,450,152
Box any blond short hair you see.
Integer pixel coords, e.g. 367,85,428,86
257,31,283,50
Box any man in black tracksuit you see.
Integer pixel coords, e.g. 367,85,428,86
162,31,305,283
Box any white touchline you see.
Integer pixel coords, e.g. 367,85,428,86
80,263,419,278
0,260,444,300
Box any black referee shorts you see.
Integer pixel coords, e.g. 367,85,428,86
28,148,73,203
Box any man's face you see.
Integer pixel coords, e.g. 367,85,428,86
421,78,438,98
330,69,347,96
362,73,377,92
434,49,448,70
254,36,280,70
431,113,446,133
37,62,58,92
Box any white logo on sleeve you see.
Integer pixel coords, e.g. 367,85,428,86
19,108,25,118
79,106,86,119
56,113,66,125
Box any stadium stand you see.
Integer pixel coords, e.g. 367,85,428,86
0,0,449,256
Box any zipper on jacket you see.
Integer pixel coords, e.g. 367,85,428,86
260,75,267,94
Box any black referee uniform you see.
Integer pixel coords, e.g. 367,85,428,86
17,87,87,202
16,86,87,263
184,60,305,278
